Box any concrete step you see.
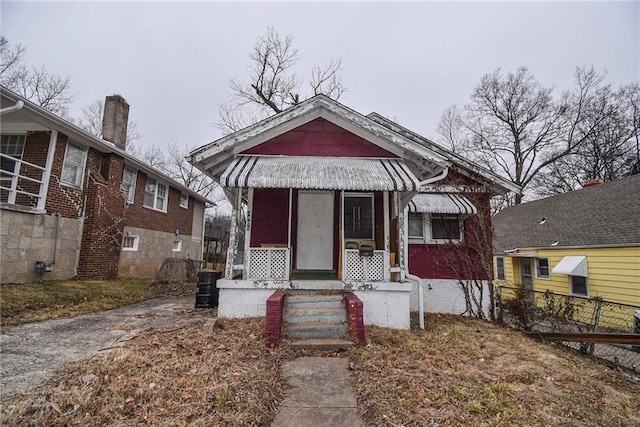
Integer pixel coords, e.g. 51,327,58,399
284,307,346,324
286,322,349,339
290,338,354,351
285,294,344,308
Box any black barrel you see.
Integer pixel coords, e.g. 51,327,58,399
195,270,221,308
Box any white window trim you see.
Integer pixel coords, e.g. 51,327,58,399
569,276,589,298
180,193,189,209
143,177,168,212
344,193,375,240
122,166,137,204
496,256,506,280
60,142,87,188
409,213,463,244
173,239,182,252
122,235,139,251
535,257,551,280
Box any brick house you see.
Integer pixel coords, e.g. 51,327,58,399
190,95,519,329
0,87,209,284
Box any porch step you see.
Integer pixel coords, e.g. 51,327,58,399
290,338,354,351
285,294,344,308
284,307,346,324
287,322,349,339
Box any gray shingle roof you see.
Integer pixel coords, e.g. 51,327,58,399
493,174,640,253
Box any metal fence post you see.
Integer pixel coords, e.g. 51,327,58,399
589,298,604,355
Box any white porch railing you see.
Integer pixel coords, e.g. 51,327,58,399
247,247,290,280
344,249,386,281
0,152,47,211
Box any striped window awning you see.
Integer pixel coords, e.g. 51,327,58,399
220,156,421,191
552,256,588,277
408,193,477,215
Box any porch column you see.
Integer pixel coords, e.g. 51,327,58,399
225,188,243,279
242,188,254,280
383,191,390,280
37,130,58,211
396,193,407,282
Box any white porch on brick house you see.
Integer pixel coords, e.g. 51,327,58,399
189,95,453,329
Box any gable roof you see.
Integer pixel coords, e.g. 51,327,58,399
0,86,210,204
493,174,640,253
190,95,520,195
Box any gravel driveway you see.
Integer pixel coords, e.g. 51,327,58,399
0,296,208,401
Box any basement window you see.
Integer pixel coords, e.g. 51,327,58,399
173,240,182,252
122,235,139,251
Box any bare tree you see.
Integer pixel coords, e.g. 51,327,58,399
217,27,345,134
77,99,141,152
533,83,640,196
166,143,217,200
438,67,614,205
0,37,72,116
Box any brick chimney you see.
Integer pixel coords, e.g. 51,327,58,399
102,95,129,150
583,178,604,188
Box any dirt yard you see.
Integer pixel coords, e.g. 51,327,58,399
2,312,638,426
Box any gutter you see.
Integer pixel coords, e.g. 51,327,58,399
0,100,24,115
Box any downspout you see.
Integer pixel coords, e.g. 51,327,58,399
406,273,425,329
403,166,450,330
0,100,24,115
52,212,60,265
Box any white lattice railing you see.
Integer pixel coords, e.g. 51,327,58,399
247,247,290,280
344,249,386,281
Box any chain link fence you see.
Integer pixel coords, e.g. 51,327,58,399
497,285,640,372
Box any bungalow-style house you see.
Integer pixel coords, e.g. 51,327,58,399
493,175,640,308
1,87,209,284
190,95,518,331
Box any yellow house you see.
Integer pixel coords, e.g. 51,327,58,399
493,175,640,308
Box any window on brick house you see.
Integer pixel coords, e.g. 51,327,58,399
1,135,26,190
143,177,167,211
61,143,87,187
122,166,137,203
180,193,188,209
122,234,139,251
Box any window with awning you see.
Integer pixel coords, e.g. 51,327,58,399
551,256,588,277
408,193,477,215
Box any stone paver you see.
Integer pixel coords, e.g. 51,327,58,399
0,296,203,401
272,357,364,427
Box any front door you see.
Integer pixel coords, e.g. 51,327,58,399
519,258,535,304
296,190,334,270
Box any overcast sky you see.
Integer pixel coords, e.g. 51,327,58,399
2,1,638,155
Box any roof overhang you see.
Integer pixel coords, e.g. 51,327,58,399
552,256,588,277
220,155,421,191
408,193,477,215
505,252,539,258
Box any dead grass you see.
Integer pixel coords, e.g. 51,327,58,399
1,311,638,426
0,279,196,326
0,317,294,426
350,313,640,426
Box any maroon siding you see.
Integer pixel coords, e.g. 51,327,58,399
242,118,398,158
250,188,290,247
408,195,492,281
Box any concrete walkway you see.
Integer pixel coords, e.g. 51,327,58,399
0,296,203,401
272,357,364,427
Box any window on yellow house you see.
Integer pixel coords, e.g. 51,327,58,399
496,257,505,280
570,276,588,297
536,257,550,279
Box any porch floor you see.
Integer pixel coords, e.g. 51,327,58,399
290,271,339,280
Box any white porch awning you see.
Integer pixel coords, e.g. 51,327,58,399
408,193,477,215
220,155,421,191
552,256,588,277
